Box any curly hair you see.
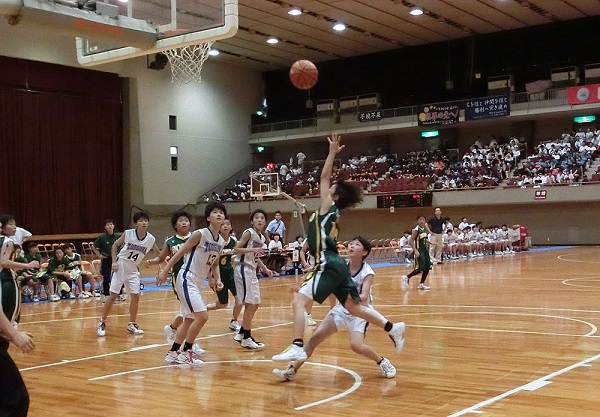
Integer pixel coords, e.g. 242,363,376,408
333,180,363,211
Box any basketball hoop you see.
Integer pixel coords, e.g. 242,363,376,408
163,41,214,84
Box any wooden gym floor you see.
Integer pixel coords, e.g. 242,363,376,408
11,246,600,416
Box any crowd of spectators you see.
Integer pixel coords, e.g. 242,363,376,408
509,128,599,186
212,128,599,201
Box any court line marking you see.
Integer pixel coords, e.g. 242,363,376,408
399,311,598,337
88,359,362,411
557,254,600,264
20,322,292,372
447,353,600,417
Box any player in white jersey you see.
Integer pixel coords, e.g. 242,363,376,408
232,209,273,349
273,237,396,381
97,211,159,337
157,202,227,366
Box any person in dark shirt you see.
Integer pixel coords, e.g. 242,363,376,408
92,220,121,299
427,207,445,264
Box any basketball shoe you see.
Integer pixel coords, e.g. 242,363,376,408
164,324,176,344
272,365,297,381
127,322,144,335
272,344,307,361
176,350,203,367
379,358,396,378
241,337,265,349
388,322,405,354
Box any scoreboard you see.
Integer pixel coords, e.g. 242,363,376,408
377,192,433,208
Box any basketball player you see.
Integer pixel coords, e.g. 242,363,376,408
402,215,432,290
232,209,273,349
0,307,34,417
273,237,396,381
157,202,226,366
272,133,405,362
146,211,193,345
206,218,243,332
97,211,159,337
0,215,40,324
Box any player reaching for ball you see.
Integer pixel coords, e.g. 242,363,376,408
272,133,406,362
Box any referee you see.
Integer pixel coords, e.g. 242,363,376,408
427,207,445,264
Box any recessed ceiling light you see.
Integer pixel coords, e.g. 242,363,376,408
208,49,220,56
410,7,424,16
117,0,128,2
288,7,302,16
332,22,346,31
266,37,279,44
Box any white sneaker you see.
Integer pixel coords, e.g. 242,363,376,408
418,283,431,291
241,337,265,349
69,292,76,299
176,350,204,367
388,322,405,354
233,332,243,343
192,343,206,355
164,324,176,344
272,344,307,361
165,350,179,363
33,295,40,302
116,294,127,301
50,294,60,302
272,365,297,381
401,275,409,287
379,357,396,378
306,314,317,326
229,320,241,332
92,291,101,297
127,322,144,335
97,321,106,337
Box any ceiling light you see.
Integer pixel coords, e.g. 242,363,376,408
410,7,424,16
288,7,302,16
117,0,128,2
208,49,220,56
266,37,279,44
332,22,346,31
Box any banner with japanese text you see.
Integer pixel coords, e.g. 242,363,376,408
418,103,460,126
465,95,510,120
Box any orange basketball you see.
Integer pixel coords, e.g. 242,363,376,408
289,60,318,90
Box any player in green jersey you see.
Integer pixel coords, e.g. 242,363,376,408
206,218,243,332
273,134,406,362
0,215,40,323
402,215,433,290
146,211,195,346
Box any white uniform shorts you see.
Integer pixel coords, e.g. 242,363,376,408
110,259,141,295
176,269,207,319
327,305,369,334
234,264,261,304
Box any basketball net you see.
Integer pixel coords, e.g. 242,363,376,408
163,41,214,84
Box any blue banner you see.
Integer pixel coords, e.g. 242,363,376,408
465,95,510,120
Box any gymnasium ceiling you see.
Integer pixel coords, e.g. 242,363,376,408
210,0,600,71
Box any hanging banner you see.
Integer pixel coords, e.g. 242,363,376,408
465,95,510,120
418,103,460,126
567,85,600,105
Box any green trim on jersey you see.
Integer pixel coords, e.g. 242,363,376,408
64,252,83,271
0,236,14,282
219,236,236,273
307,204,340,260
165,233,190,277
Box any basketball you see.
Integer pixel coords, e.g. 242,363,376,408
289,60,318,90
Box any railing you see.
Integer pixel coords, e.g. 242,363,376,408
250,88,570,136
